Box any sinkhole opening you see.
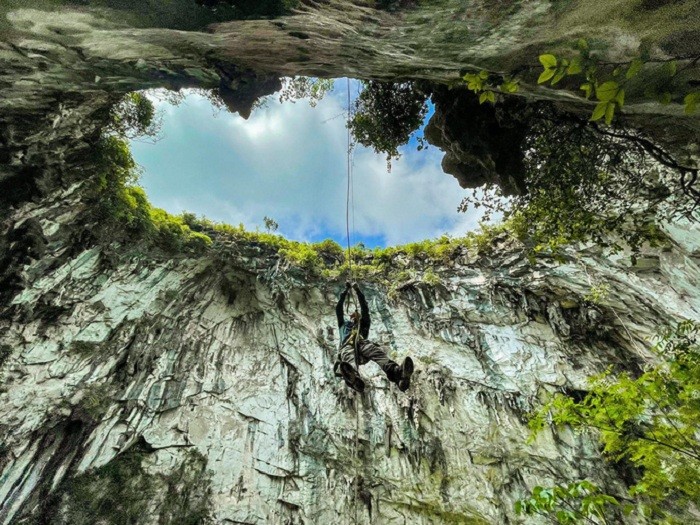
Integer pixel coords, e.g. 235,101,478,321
123,78,492,250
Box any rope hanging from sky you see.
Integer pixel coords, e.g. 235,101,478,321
344,77,362,524
345,77,354,283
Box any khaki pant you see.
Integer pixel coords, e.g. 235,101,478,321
337,339,400,380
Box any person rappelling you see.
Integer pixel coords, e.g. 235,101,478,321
334,281,414,393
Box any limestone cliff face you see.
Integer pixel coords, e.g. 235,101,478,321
1,182,698,524
1,1,699,523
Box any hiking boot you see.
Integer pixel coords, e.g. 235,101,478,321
397,357,414,392
340,362,365,393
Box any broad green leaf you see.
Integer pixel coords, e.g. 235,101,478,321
538,68,556,84
596,81,619,102
591,101,607,121
479,69,489,80
615,88,625,107
626,58,643,79
567,58,583,75
577,38,588,50
605,101,615,125
539,54,557,69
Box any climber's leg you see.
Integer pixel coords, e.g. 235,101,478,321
359,340,414,392
336,345,366,393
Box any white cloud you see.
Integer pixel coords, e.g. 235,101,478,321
131,86,488,247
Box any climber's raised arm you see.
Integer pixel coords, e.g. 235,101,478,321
353,283,371,338
336,281,351,328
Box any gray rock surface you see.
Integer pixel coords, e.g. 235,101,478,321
1,183,698,524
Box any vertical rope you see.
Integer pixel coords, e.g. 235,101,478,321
345,76,361,525
346,77,353,283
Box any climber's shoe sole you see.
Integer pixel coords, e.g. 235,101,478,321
398,356,414,392
340,362,365,393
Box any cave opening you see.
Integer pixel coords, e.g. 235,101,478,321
123,79,493,249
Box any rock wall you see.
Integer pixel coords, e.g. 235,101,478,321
1,0,698,203
1,1,699,523
1,182,699,524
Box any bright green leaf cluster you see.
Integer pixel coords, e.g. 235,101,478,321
515,480,621,524
537,54,581,85
462,70,519,104
527,320,700,522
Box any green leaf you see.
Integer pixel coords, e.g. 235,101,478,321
479,69,489,80
605,101,615,125
577,38,589,50
626,58,643,79
479,91,495,104
615,88,625,107
539,54,557,69
580,82,593,99
567,58,583,75
591,101,607,121
596,81,619,102
551,68,567,85
538,68,556,84
500,80,519,93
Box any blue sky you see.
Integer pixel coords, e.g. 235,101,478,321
130,80,486,248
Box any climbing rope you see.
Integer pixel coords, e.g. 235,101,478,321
345,77,354,283
344,76,362,525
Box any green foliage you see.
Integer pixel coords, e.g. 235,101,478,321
584,283,610,305
421,268,442,286
349,81,428,166
263,216,279,232
109,92,161,140
533,41,698,124
464,40,697,126
463,70,519,104
459,109,685,259
279,77,334,107
516,480,622,524
90,136,212,255
528,320,700,522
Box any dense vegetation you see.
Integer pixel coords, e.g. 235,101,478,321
91,90,516,278
519,320,700,524
349,81,428,167
348,77,697,259
458,107,691,259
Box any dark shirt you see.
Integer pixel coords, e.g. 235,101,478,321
336,287,370,349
